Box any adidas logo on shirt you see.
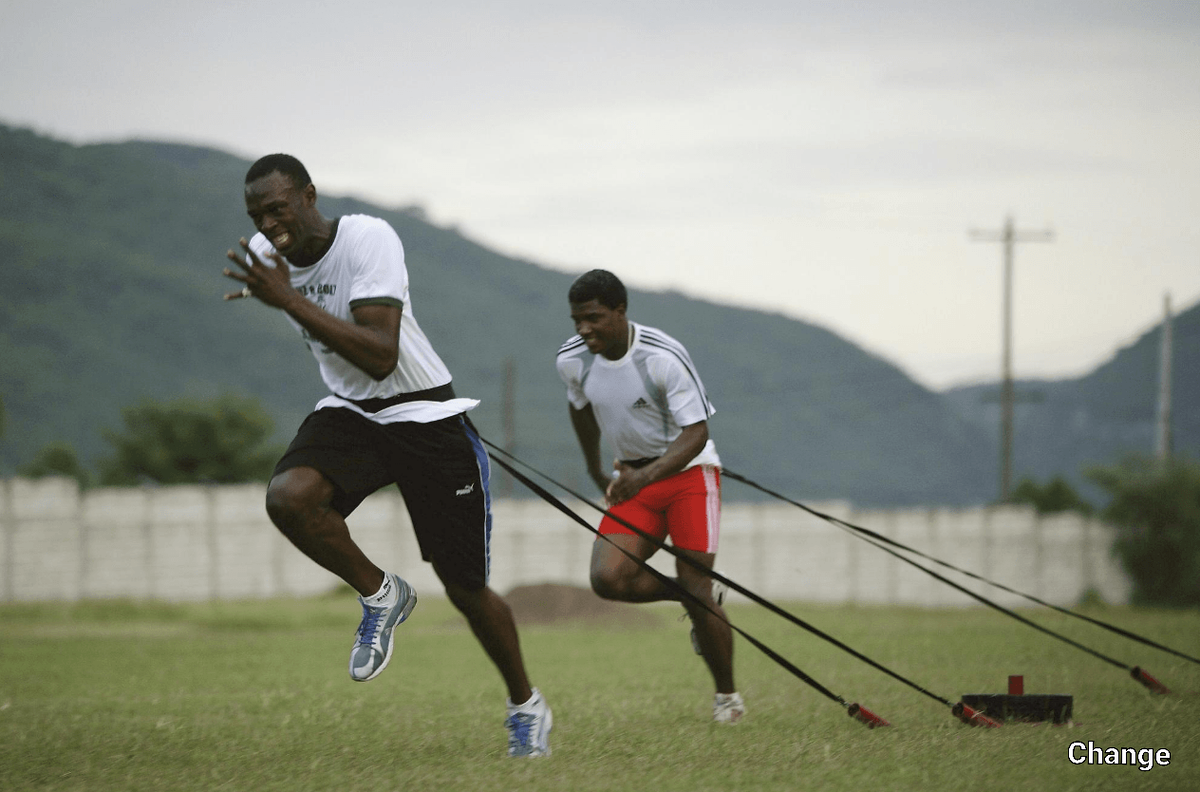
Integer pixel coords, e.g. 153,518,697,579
632,397,651,409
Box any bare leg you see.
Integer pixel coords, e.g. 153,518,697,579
436,561,533,704
592,535,735,693
265,466,383,597
676,549,736,694
589,533,677,602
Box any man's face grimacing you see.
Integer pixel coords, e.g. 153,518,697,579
244,171,315,258
570,299,628,360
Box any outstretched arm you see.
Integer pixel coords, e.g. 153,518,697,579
224,239,400,380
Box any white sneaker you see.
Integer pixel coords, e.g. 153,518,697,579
690,572,730,655
505,688,552,757
713,692,745,724
349,573,417,682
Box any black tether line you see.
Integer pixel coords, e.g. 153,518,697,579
483,439,954,710
721,468,1200,670
834,510,1129,669
485,452,847,706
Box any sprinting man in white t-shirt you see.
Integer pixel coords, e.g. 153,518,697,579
556,269,744,724
222,154,550,757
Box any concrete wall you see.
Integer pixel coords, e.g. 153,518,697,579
0,477,1131,606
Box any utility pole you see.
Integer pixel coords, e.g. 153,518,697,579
1156,293,1173,460
969,215,1054,501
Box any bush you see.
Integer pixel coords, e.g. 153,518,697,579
1087,457,1200,607
1008,476,1093,515
97,393,284,485
18,442,91,488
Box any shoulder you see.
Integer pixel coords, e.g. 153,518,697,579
636,324,694,361
635,324,707,387
336,216,405,278
339,214,400,243
556,334,589,362
555,335,589,377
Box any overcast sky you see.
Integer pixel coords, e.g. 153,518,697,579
4,0,1198,390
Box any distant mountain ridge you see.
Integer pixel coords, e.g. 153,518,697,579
2,123,1193,505
944,301,1200,500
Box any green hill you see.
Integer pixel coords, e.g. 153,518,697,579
2,123,1002,504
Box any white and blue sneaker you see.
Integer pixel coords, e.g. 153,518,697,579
349,573,417,682
505,688,552,757
690,572,729,655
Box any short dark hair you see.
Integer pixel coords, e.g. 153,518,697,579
245,153,311,188
569,269,627,310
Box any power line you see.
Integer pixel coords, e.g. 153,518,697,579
969,215,1054,500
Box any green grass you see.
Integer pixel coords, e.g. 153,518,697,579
1,596,1198,791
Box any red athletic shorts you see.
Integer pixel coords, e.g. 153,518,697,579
599,465,721,553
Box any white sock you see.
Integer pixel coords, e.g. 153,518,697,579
362,574,398,607
508,688,541,710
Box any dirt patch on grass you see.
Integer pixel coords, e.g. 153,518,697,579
505,583,661,628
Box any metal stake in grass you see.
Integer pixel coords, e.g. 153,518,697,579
847,703,891,728
1131,667,1171,695
951,702,1003,728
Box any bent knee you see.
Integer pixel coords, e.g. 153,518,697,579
590,570,630,601
264,480,302,525
265,468,331,528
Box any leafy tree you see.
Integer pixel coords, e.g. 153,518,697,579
97,394,284,485
1008,476,1093,515
18,442,91,487
1087,457,1200,607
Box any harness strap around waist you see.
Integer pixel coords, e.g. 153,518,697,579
343,382,457,413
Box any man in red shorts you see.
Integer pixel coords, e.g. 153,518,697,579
555,269,744,723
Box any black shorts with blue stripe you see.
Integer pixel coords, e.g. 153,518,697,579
274,407,493,590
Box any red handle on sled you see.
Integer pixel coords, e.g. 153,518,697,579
1131,666,1170,695
847,702,891,728
952,701,1002,728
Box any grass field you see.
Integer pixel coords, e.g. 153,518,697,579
1,593,1198,792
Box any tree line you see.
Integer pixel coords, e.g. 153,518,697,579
13,393,282,487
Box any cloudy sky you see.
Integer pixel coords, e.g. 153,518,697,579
4,0,1198,390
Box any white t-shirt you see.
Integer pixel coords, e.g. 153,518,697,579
555,321,721,468
249,214,477,423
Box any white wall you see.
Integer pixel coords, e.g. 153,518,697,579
0,477,1131,606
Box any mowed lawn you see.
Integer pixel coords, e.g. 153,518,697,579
1,593,1198,792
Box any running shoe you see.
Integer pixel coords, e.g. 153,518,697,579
505,688,553,757
690,572,730,655
713,691,746,724
349,573,417,682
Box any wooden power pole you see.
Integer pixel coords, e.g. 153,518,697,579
1157,293,1174,460
970,215,1054,501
